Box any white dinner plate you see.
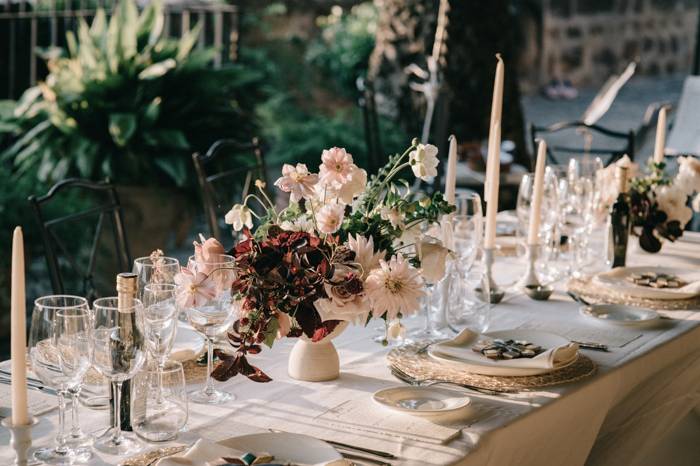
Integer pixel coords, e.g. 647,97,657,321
428,329,577,376
373,386,470,416
593,267,700,300
169,324,205,361
580,304,660,326
221,432,343,464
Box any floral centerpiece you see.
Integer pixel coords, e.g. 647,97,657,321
597,156,700,252
177,140,453,382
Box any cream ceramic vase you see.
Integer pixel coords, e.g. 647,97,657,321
288,321,348,382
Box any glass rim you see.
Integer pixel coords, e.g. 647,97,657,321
143,359,183,374
134,256,180,267
143,283,178,291
34,295,89,310
92,296,143,312
188,254,235,266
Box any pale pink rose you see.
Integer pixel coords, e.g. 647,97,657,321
418,239,449,284
274,163,319,203
319,147,355,189
676,156,700,194
365,254,425,320
194,237,225,264
316,203,345,234
173,267,218,308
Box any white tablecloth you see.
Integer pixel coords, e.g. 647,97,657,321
2,235,700,466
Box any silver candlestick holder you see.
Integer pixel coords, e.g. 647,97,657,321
478,248,505,304
520,244,554,301
1,415,38,465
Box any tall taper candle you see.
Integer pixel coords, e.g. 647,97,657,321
11,227,29,426
485,54,504,202
653,106,667,164
527,140,547,245
445,135,458,204
484,122,502,249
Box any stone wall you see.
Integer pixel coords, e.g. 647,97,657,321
537,0,698,86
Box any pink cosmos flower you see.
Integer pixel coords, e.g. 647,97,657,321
173,266,218,308
319,147,355,189
274,163,319,203
315,203,345,234
365,254,424,321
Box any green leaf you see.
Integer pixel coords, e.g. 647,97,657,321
153,155,187,186
118,0,138,60
65,31,78,57
137,59,175,80
13,87,42,117
137,0,164,46
176,23,202,62
143,97,161,125
90,9,107,38
151,129,189,150
263,318,280,349
108,113,137,147
73,139,95,176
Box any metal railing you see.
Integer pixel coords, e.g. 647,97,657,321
0,0,239,99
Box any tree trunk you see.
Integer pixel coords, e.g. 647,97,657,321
369,0,529,166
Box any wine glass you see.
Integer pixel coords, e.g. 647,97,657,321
29,296,92,464
91,297,147,456
132,256,181,300
132,360,188,442
143,283,178,405
453,192,483,275
184,254,237,404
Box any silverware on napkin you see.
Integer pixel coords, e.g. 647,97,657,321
389,364,517,396
571,340,609,352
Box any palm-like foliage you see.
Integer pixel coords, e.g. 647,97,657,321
2,0,262,188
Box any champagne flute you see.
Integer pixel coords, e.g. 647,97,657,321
29,296,92,465
132,256,180,301
184,254,237,404
143,283,178,406
91,297,147,455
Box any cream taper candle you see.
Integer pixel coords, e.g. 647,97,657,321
11,226,29,426
445,135,458,204
653,106,667,164
484,122,501,249
485,54,504,202
527,140,547,245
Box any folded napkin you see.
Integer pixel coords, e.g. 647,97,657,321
594,268,700,300
156,439,349,466
431,329,578,370
169,325,205,362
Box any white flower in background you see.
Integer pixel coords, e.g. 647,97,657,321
315,203,345,234
319,147,355,189
279,216,315,233
380,206,403,228
348,234,385,279
675,156,700,195
335,166,367,204
655,184,693,227
595,155,638,212
409,143,439,180
274,163,319,202
365,254,425,320
418,239,450,284
224,204,253,231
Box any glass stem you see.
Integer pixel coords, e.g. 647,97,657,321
55,391,69,455
205,337,215,395
71,389,80,437
112,381,123,445
157,359,165,405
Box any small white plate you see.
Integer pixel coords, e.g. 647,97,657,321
221,432,342,464
373,386,470,416
580,304,660,326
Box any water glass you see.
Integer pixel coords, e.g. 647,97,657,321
447,265,491,333
453,192,483,275
132,360,188,442
143,283,179,406
29,296,92,465
185,254,237,404
132,256,181,300
91,297,147,456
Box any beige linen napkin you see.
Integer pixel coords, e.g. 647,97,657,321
431,329,579,370
156,439,350,466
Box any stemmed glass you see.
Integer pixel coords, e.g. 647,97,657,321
143,283,179,406
184,254,237,404
91,297,147,455
132,256,181,301
29,296,92,465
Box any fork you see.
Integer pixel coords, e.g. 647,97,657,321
389,365,518,396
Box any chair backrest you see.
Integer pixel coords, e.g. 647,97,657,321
28,178,131,301
530,121,635,167
667,76,700,156
356,77,382,174
192,137,266,243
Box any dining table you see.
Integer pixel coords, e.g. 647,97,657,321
2,232,700,466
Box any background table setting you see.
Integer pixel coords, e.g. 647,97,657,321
2,53,700,466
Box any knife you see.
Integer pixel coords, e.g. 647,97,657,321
572,340,609,352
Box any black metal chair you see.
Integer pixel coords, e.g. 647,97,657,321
192,137,267,244
28,178,131,301
357,77,382,174
530,121,635,167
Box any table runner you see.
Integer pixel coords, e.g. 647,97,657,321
2,235,700,465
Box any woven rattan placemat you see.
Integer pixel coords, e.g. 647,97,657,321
568,277,700,311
